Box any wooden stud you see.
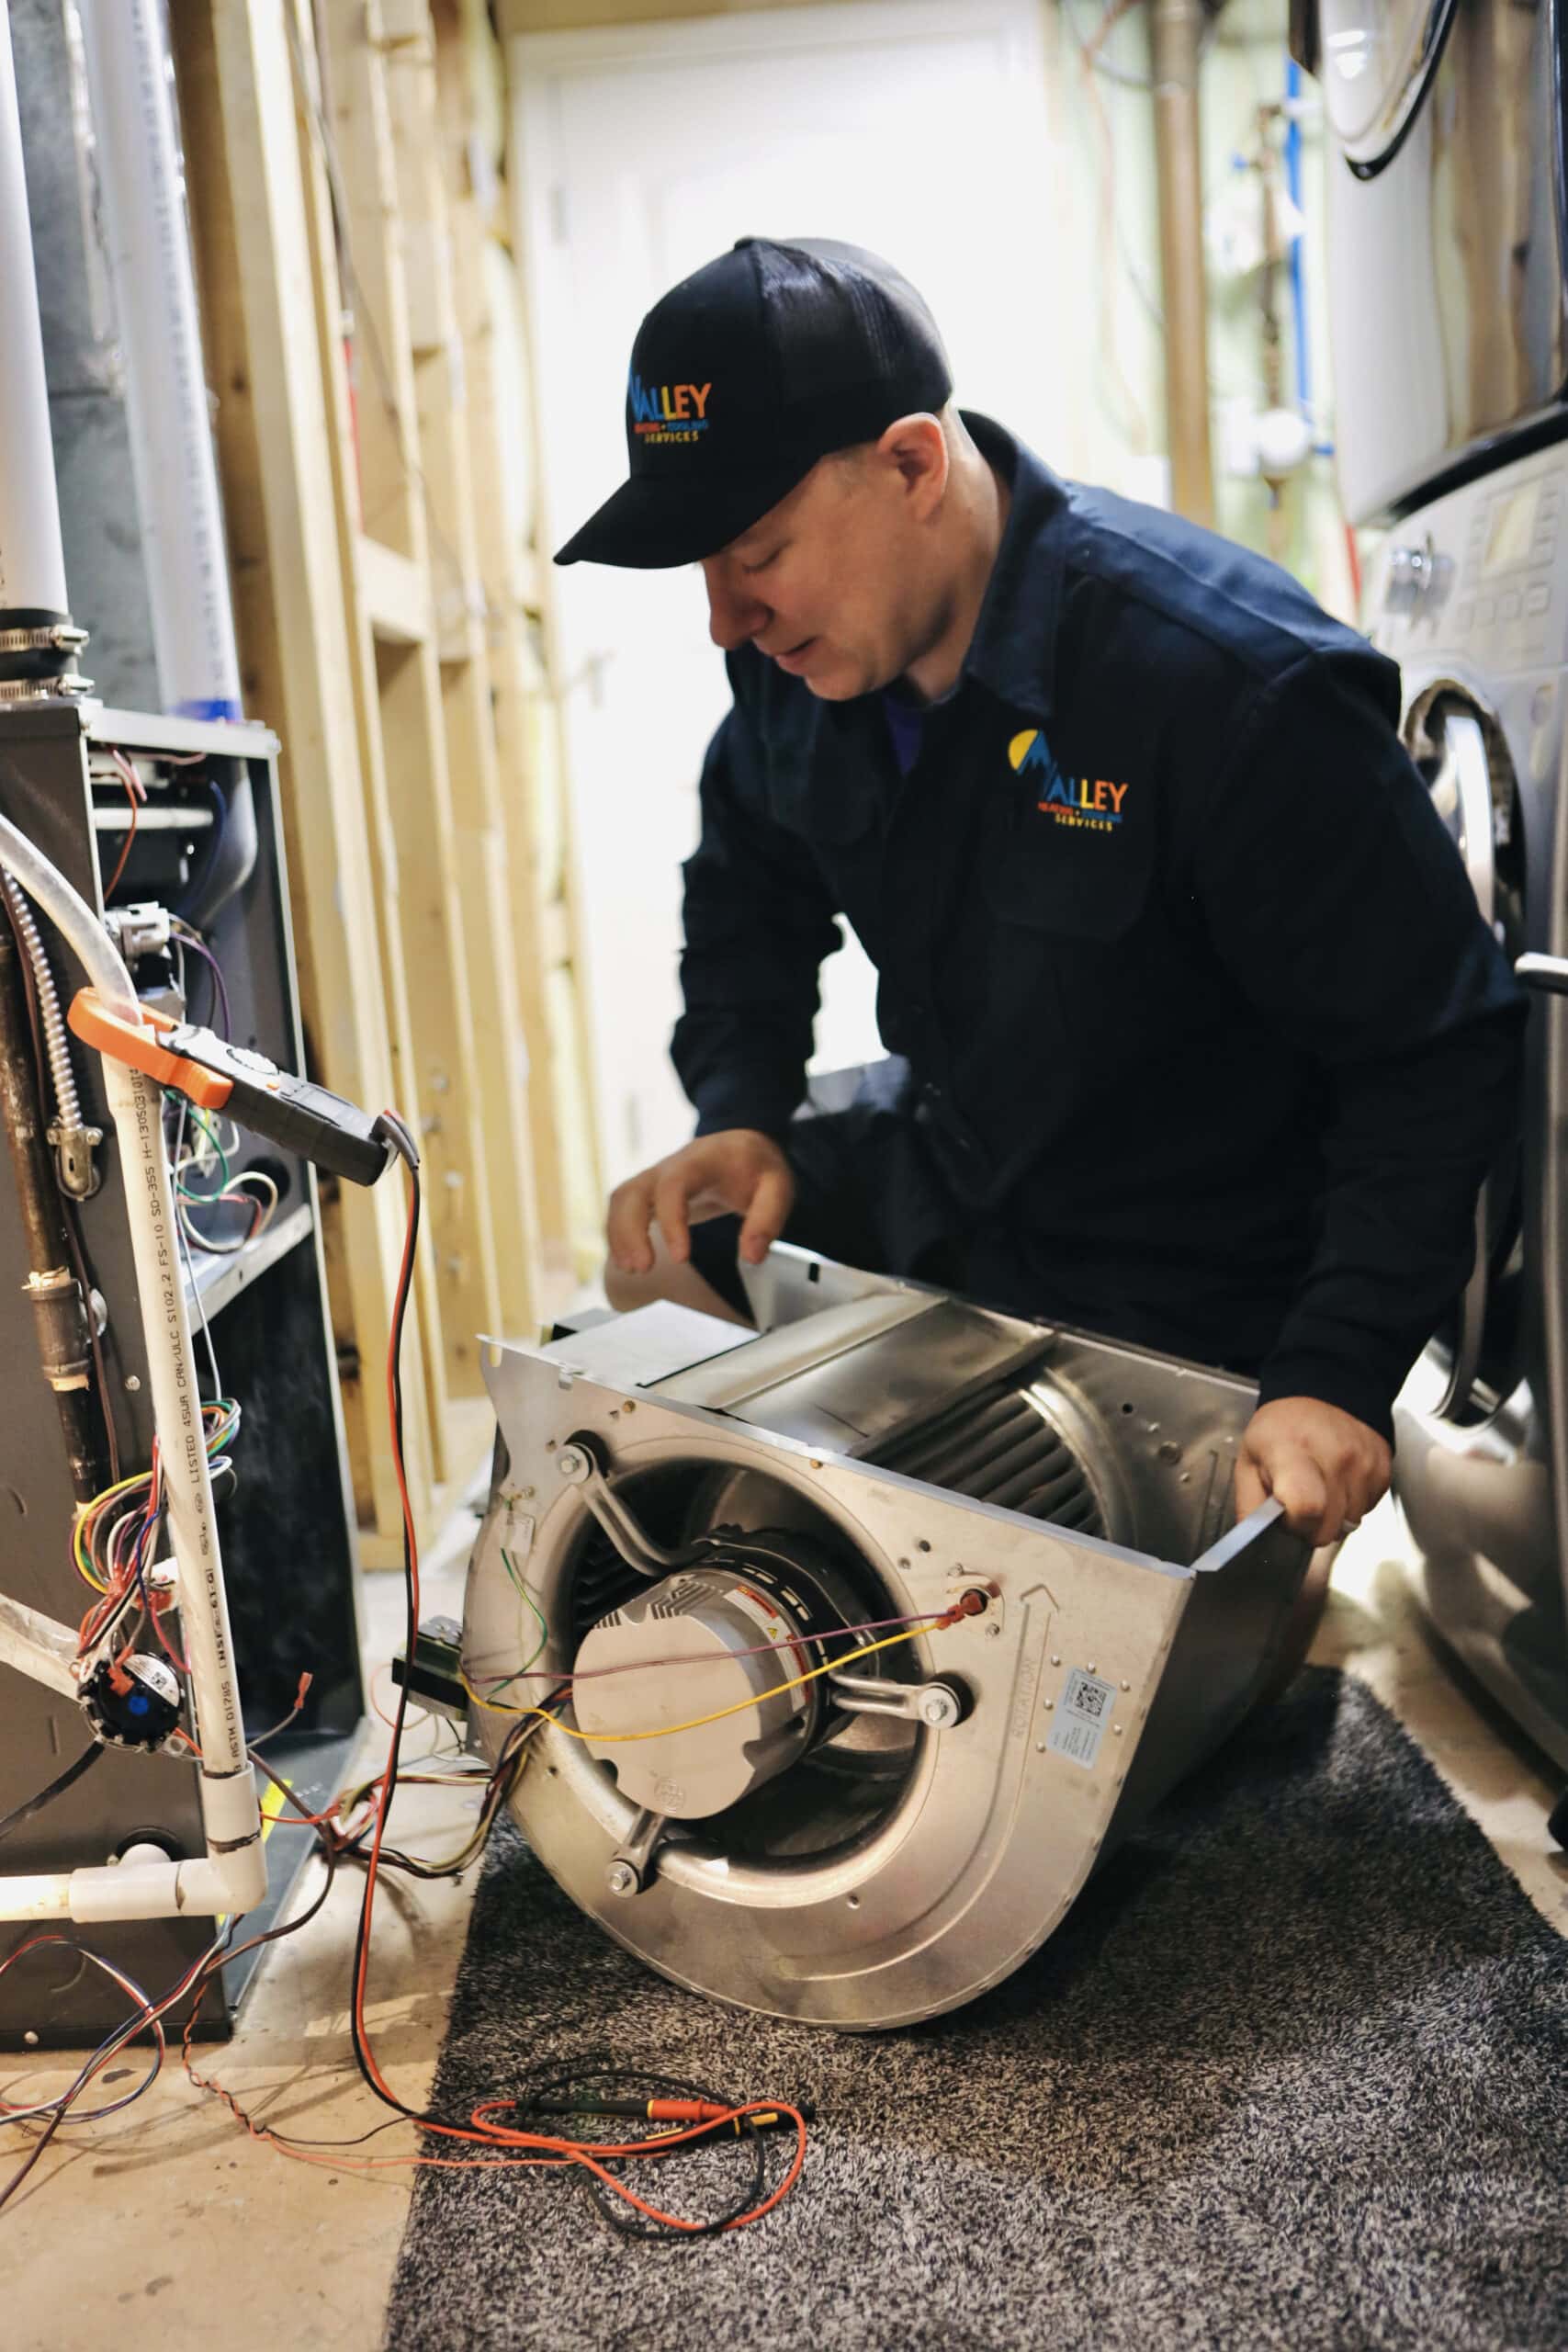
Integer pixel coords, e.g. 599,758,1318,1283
323,0,506,1395
286,0,456,1484
431,0,598,1290
169,0,438,1536
379,9,547,1339
357,535,432,645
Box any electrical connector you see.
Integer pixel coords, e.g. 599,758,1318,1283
101,899,173,961
391,1615,468,1721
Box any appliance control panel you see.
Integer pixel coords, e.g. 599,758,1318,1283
1368,447,1568,674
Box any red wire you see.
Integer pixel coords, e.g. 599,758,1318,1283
103,751,143,899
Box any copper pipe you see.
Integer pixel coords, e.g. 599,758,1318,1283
1149,0,1215,526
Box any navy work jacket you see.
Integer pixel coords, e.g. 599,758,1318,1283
672,413,1526,1441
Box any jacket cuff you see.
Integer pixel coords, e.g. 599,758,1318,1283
692,1087,799,1143
1254,1351,1399,1448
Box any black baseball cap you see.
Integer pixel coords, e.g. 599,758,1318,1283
553,237,953,571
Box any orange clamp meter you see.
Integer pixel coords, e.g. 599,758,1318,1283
68,990,394,1188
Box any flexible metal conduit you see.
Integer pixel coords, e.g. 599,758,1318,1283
0,899,107,1498
0,868,94,1193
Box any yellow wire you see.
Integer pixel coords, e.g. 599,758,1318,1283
73,1402,242,1589
459,1620,938,1745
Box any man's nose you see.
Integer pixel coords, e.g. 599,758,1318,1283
702,559,768,651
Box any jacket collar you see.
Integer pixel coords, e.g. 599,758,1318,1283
956,411,1069,726
817,411,1069,738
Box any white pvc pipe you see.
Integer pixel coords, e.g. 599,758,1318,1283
0,8,70,616
0,1591,81,1701
75,0,243,719
0,812,263,1923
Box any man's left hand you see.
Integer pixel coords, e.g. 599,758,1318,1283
1234,1396,1392,1546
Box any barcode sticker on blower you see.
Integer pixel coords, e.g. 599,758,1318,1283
1047,1668,1118,1770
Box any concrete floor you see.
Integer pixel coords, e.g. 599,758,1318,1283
5,1487,1565,2350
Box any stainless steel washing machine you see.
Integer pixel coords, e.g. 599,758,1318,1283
1367,447,1568,1766
1293,0,1568,523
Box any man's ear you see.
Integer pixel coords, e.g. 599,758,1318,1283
878,413,949,514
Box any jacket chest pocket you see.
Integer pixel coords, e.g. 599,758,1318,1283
980,765,1156,940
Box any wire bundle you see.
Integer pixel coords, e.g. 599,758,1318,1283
3,1116,815,2237
73,1396,241,1679
330,1129,810,2233
172,1104,277,1256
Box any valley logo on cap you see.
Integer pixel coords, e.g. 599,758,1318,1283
628,374,713,444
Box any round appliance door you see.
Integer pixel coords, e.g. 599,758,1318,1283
1319,0,1458,175
1405,687,1528,1420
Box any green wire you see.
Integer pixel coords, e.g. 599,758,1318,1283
487,1545,549,1696
175,1102,231,1199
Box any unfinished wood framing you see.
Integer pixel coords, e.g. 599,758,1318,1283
171,0,591,1554
432,0,603,1282
169,0,438,1541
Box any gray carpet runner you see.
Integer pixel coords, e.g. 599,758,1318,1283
384,1668,1567,2351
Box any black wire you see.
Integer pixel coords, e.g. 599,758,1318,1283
346,1141,423,2115
0,2093,68,2216
500,2061,769,2242
0,1741,103,1849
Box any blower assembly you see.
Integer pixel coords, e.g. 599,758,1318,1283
463,1249,1308,2031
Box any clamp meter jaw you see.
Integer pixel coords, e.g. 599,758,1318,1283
67,990,397,1187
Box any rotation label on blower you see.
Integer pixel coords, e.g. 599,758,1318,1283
1047,1668,1117,1770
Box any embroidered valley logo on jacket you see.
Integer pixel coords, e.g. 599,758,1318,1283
1008,729,1130,832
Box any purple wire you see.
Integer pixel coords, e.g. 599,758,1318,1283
175,929,231,1038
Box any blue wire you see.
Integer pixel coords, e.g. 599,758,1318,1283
1284,59,1311,421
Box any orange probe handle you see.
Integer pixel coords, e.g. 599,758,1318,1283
67,988,233,1113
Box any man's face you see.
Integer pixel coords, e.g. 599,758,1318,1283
698,441,940,701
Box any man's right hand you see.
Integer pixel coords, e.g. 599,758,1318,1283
605,1129,795,1277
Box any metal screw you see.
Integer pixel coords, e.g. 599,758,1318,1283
22,2030,38,2048
623,1401,636,1414
1051,1653,1061,1666
604,1860,638,1898
984,1623,1002,1640
1087,1662,1097,1673
1036,1740,1049,1753
917,1539,931,1553
1121,1680,1131,1691
545,1439,557,1452
1113,1724,1123,1736
557,1447,585,1479
1043,1698,1055,1711
1158,1440,1181,1464
124,1374,141,1393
